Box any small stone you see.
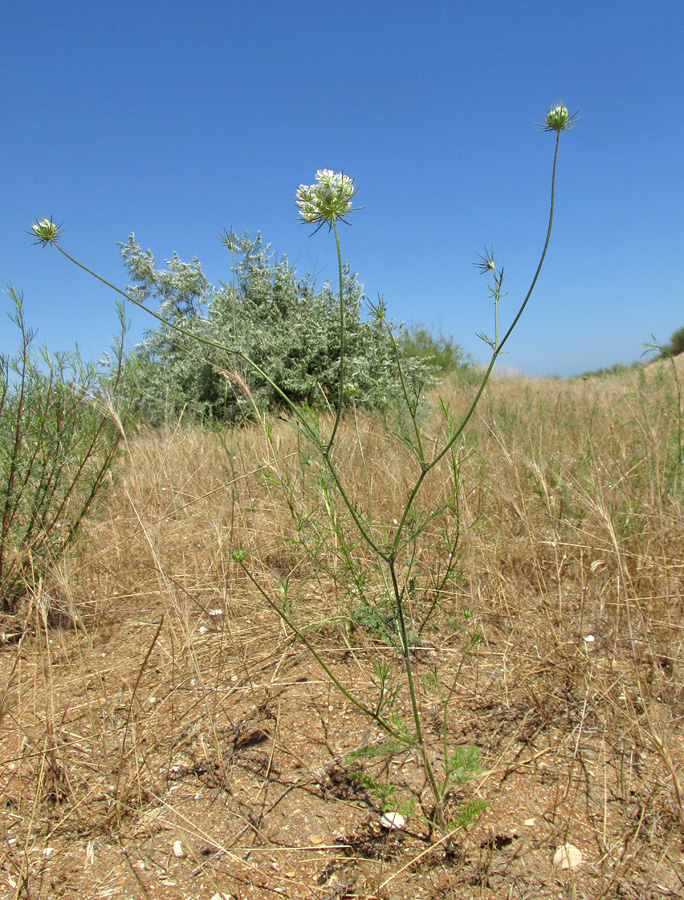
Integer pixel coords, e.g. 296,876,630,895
309,834,326,845
524,818,536,826
553,843,582,869
380,812,405,831
172,840,184,858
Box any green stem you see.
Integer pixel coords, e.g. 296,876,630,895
230,243,237,344
493,130,560,356
391,129,562,551
439,639,475,796
326,218,346,452
240,561,405,740
494,269,500,350
49,234,389,573
383,317,426,466
352,399,377,543
321,452,387,559
388,559,446,829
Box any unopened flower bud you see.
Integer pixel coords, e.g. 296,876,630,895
545,104,569,131
538,103,579,133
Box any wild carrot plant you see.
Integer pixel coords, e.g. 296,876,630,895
30,103,576,832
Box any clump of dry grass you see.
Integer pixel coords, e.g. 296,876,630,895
1,364,683,899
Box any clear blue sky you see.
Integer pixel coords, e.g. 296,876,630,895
3,0,683,376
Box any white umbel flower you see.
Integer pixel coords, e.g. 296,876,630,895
296,169,356,228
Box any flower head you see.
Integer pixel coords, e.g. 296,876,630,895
538,103,580,133
296,169,356,229
30,217,63,245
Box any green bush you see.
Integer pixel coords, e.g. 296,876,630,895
397,323,470,375
579,361,642,380
0,289,136,610
665,326,684,358
121,232,437,424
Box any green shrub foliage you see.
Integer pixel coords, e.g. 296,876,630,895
398,323,470,375
0,289,136,608
121,233,446,423
666,326,684,358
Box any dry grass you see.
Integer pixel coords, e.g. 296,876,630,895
2,363,683,899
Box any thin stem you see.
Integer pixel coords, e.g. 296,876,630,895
352,399,377,542
230,243,237,343
439,636,478,796
47,236,387,565
494,271,500,350
494,130,560,356
388,559,445,829
326,218,346,452
382,316,426,466
320,452,387,559
391,129,563,551
239,561,404,740
666,352,683,464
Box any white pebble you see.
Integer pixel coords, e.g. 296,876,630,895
172,840,184,858
553,843,582,869
380,812,405,831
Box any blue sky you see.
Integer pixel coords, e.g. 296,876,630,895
3,0,683,376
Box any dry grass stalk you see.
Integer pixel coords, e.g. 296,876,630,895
1,364,683,898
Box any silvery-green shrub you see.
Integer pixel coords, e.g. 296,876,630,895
121,232,434,424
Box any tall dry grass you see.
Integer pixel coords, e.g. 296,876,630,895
1,362,683,898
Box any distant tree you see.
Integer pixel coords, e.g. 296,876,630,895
398,323,471,375
666,326,684,357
